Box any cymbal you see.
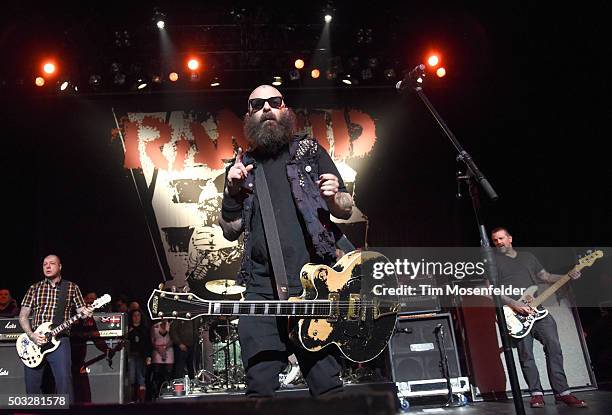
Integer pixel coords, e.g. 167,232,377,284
205,279,246,295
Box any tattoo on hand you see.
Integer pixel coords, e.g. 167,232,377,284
335,192,353,210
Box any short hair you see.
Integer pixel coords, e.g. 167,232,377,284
44,254,62,264
491,227,511,236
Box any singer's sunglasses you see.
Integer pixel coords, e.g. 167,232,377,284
248,96,284,112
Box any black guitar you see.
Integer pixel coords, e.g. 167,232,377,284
148,250,399,363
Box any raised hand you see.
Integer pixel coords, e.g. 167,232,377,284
227,147,253,196
317,173,340,199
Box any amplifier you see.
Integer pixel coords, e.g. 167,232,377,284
71,313,126,339
0,318,30,341
397,274,441,315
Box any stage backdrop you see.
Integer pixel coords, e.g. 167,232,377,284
117,106,377,293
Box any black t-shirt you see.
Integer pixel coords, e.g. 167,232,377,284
494,251,544,299
249,144,346,295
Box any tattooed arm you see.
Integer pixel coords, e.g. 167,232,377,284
318,173,354,220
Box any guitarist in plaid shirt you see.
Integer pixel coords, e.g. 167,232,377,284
19,254,93,404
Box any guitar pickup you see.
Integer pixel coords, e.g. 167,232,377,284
328,293,339,322
347,294,360,320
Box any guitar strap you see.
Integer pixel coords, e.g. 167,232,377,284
52,279,69,333
255,165,290,301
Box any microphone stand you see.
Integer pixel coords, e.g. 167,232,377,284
401,69,526,415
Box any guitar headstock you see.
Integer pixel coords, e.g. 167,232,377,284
91,294,111,310
577,250,604,269
147,288,209,321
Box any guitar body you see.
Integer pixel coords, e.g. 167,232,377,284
16,322,61,368
294,251,398,362
503,285,549,339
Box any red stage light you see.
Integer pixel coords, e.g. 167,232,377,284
35,77,45,87
436,67,446,78
43,62,56,75
311,69,320,79
187,58,200,71
427,55,439,67
169,72,179,82
294,59,305,69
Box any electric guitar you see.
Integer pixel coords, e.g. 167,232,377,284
504,250,603,339
148,250,399,363
17,294,111,368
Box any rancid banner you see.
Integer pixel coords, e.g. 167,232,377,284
117,107,376,291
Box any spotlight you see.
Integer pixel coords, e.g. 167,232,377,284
60,81,69,91
35,77,45,87
323,2,335,23
137,79,148,89
311,69,320,79
342,74,352,85
294,59,305,69
88,74,102,86
169,72,179,82
187,58,200,71
272,76,282,86
436,67,446,78
427,55,440,67
153,9,167,30
383,68,396,79
156,20,165,30
43,62,56,75
210,77,220,87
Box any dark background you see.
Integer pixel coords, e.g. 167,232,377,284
1,2,610,342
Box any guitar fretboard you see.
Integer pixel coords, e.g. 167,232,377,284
207,300,332,317
50,313,83,336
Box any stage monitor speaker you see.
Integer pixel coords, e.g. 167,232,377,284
71,338,127,404
389,313,462,383
0,341,26,394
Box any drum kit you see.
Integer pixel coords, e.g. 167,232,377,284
193,279,304,391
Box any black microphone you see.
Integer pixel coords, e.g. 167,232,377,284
395,64,426,90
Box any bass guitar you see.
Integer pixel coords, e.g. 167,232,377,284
148,250,399,363
504,250,603,338
17,294,111,368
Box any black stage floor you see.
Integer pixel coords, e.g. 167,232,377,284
21,389,611,415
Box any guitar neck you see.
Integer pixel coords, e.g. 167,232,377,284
50,312,83,337
206,299,332,317
531,266,581,308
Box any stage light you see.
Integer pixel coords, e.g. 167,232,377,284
156,20,165,29
272,76,282,86
311,69,320,79
323,2,334,23
427,55,439,67
137,79,148,89
342,75,352,85
360,68,372,80
43,62,56,75
324,14,332,23
60,81,69,91
113,73,126,85
383,68,396,79
169,72,179,82
210,78,220,87
187,58,200,71
294,59,305,69
289,69,300,80
35,77,45,87
88,74,101,86
436,67,446,78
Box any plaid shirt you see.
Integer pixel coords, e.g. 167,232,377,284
21,278,86,330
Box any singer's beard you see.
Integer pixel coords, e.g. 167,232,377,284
243,108,296,157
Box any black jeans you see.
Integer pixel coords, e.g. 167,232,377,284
238,292,343,397
515,314,570,395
